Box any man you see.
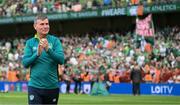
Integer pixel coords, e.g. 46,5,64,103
22,14,64,105
130,64,142,96
72,67,82,94
62,68,71,94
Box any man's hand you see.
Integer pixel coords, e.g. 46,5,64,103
37,43,43,56
40,38,49,51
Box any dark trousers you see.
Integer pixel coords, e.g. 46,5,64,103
64,80,71,93
28,86,59,105
132,83,140,95
74,80,81,94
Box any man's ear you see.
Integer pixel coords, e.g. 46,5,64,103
33,24,37,30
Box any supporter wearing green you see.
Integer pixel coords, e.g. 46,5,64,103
22,14,64,105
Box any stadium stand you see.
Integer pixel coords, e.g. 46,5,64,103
0,0,180,17
0,0,180,85
0,27,179,83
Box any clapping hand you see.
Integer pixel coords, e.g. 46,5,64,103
37,38,49,56
40,38,49,51
37,43,43,56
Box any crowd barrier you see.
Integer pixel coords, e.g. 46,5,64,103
0,82,179,96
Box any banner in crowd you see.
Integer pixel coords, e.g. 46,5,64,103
0,3,179,24
0,7,126,24
0,82,180,96
127,5,144,16
141,83,180,95
109,83,180,96
59,82,91,94
143,3,180,13
0,82,28,92
0,82,92,94
136,14,154,37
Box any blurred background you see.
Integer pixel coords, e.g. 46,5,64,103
0,0,180,96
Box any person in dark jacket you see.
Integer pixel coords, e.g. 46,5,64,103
130,64,142,96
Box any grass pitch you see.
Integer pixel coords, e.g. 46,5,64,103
0,92,180,105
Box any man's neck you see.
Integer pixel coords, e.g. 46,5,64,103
38,33,46,39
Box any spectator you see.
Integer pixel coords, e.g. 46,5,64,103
130,64,142,96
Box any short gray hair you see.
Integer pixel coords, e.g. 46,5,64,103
34,14,48,24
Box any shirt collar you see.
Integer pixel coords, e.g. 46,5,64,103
34,33,48,40
34,33,40,40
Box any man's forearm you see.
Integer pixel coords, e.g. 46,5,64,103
47,48,64,64
22,53,39,68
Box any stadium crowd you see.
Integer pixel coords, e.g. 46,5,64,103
0,26,180,84
0,0,180,17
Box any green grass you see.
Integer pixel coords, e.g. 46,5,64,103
0,92,180,105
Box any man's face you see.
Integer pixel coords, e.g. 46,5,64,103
34,19,50,36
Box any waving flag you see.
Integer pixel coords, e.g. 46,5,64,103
136,14,155,37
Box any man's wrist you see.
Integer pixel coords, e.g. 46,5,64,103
45,46,49,52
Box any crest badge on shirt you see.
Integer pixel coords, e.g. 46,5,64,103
33,47,37,51
53,98,56,102
49,43,52,49
29,95,34,101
